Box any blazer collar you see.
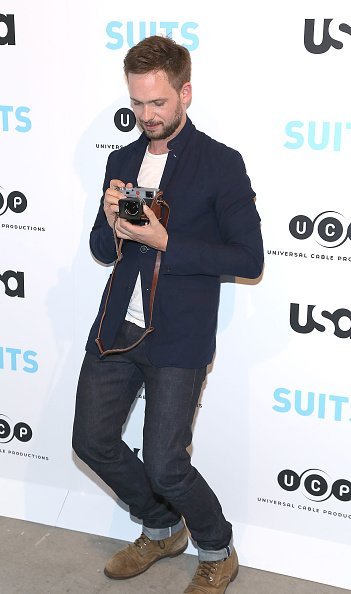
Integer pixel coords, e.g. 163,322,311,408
133,115,195,158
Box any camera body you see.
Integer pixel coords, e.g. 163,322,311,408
118,187,159,224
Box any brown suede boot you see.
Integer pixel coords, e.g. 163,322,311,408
104,527,188,579
184,549,239,594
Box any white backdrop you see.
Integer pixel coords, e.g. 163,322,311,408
1,2,351,589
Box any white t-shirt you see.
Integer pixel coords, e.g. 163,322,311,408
125,147,168,328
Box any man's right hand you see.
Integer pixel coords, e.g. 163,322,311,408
103,179,133,229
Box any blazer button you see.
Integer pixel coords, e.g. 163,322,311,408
140,245,149,253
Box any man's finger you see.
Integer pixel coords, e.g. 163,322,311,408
116,218,136,234
143,204,157,223
110,179,125,189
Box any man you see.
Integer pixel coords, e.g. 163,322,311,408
72,35,263,594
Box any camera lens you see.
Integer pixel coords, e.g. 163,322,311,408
124,201,139,217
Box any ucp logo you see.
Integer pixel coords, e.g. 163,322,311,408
106,21,199,51
304,19,351,54
284,121,351,151
278,469,351,502
0,415,32,443
0,106,31,133
0,188,27,215
289,212,351,248
114,108,136,133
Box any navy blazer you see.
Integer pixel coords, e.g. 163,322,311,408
86,117,264,367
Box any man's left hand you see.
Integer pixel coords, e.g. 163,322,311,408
114,205,168,252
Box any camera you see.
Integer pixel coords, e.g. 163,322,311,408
117,187,159,224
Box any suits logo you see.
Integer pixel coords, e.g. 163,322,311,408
273,387,350,422
284,121,351,151
304,19,351,54
0,188,27,215
0,415,32,443
290,303,351,339
278,469,351,502
0,347,38,373
289,212,351,248
0,270,25,298
106,21,199,51
0,14,15,46
0,106,31,133
114,108,136,132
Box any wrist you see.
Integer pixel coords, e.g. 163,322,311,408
161,233,168,252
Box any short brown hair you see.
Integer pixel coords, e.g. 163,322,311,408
124,35,191,92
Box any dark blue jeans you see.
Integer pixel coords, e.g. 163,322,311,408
72,321,232,550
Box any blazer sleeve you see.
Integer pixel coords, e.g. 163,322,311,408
89,153,117,264
162,151,264,278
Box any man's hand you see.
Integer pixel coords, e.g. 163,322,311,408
115,205,168,252
103,179,133,229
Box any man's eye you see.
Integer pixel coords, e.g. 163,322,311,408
132,101,141,106
154,101,165,107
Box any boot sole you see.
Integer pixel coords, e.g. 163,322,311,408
104,541,188,580
231,565,239,582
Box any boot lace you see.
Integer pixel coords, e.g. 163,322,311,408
196,560,218,582
134,533,151,549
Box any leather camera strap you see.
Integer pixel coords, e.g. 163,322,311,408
95,193,170,356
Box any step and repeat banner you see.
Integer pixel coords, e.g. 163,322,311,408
1,2,350,589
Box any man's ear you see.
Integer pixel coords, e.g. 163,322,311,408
181,82,192,108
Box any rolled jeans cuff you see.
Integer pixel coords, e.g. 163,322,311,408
142,518,185,541
197,535,233,562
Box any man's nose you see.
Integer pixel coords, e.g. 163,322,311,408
142,104,155,121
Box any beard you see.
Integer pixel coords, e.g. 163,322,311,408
139,101,183,141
